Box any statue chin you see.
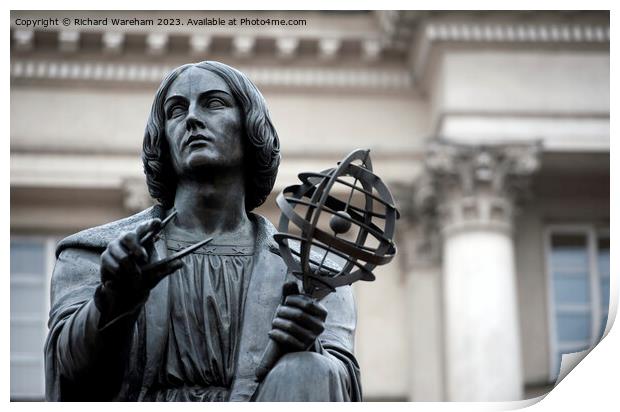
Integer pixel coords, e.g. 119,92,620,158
176,153,244,177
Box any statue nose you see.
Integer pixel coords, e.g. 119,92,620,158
185,108,205,131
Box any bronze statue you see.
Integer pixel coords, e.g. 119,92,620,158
44,61,361,401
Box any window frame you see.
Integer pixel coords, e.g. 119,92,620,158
544,224,608,382
10,235,58,399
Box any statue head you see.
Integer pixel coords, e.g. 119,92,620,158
142,61,280,211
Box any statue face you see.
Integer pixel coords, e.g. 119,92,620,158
164,67,244,176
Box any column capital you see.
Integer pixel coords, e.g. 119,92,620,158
426,139,541,196
416,139,541,235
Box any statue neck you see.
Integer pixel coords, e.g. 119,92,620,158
171,170,251,239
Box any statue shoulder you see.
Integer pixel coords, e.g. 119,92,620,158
55,206,165,257
248,212,280,255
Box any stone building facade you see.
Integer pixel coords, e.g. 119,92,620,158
10,10,610,401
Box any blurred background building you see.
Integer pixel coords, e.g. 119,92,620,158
10,10,610,401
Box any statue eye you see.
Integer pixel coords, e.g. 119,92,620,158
206,98,226,109
167,104,186,118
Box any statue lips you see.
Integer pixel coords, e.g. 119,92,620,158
185,133,211,149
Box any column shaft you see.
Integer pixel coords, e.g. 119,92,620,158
443,229,523,400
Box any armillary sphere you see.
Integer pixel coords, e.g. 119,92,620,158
274,148,399,300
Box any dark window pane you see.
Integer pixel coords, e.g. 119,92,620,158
550,234,588,269
598,236,610,251
10,322,45,356
553,234,588,248
598,256,610,277
10,240,45,275
550,249,588,269
598,251,610,277
599,280,610,309
556,312,591,342
553,276,590,305
10,284,45,315
599,314,608,340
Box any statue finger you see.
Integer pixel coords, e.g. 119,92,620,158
135,218,162,239
268,329,307,352
276,306,325,335
284,295,328,320
120,232,149,264
100,251,120,280
108,241,139,275
108,240,128,262
272,317,316,346
281,281,300,299
120,230,139,245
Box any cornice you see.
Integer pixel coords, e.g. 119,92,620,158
11,26,394,62
412,21,609,84
10,59,412,91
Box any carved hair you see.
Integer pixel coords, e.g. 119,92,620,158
142,61,281,211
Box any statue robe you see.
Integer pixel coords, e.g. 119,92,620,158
44,205,362,401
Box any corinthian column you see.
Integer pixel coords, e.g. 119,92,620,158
419,139,540,401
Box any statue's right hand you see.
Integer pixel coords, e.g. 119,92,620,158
100,218,181,300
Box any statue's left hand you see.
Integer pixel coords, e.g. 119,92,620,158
269,284,328,352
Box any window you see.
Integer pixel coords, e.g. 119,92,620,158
10,237,57,400
545,226,610,382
